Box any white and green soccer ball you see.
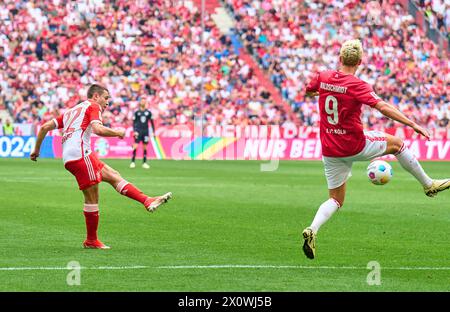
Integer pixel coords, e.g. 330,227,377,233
367,160,393,185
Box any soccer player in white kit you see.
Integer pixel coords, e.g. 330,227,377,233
31,84,172,249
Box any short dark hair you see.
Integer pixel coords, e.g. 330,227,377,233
87,84,108,99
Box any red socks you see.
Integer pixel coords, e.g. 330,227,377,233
115,180,147,204
83,204,99,241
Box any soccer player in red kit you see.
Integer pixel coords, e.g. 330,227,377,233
30,84,172,249
302,39,450,259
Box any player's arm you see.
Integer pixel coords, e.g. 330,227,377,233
91,122,125,139
87,105,125,139
30,120,57,161
374,101,430,139
305,72,320,97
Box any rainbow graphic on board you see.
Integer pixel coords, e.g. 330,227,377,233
183,137,237,160
150,136,167,159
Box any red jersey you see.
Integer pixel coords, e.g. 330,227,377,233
306,70,382,157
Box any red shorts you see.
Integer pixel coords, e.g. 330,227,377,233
65,153,105,190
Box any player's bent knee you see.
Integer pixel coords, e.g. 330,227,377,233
386,135,404,155
110,168,119,176
102,168,123,189
111,169,122,180
392,138,403,153
102,166,120,180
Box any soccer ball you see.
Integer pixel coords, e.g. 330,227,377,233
367,160,393,185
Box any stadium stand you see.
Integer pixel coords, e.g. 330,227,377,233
0,0,291,134
414,0,449,36
0,0,448,134
224,0,449,129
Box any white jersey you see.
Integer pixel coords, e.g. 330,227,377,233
52,100,103,163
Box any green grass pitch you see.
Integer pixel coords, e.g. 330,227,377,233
0,158,449,291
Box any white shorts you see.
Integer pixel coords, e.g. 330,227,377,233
323,131,387,189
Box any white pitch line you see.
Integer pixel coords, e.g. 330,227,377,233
156,265,450,271
0,267,68,271
96,265,148,270
1,265,450,271
0,265,148,271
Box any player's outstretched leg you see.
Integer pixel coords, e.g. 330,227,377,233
81,185,110,249
101,164,172,212
303,185,344,259
386,135,450,197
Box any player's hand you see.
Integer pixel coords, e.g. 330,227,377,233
30,151,39,161
412,124,430,140
134,131,139,138
306,91,319,97
116,129,126,139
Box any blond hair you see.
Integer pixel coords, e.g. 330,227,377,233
339,39,363,66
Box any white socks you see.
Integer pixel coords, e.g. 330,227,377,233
395,146,432,188
310,198,340,234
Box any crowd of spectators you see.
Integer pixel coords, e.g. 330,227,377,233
0,0,448,134
414,0,450,38
225,0,449,130
0,0,290,132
